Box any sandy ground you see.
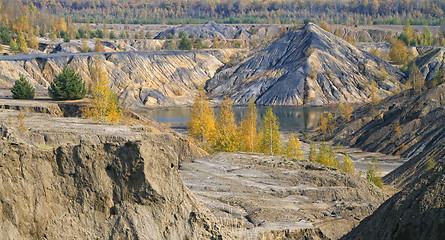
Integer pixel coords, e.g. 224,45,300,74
180,152,390,239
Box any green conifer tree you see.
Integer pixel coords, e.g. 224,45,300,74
11,74,35,99
48,66,86,100
179,35,192,50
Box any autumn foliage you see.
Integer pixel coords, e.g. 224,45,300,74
188,87,217,143
81,59,121,124
214,97,239,152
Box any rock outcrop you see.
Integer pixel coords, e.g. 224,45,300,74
0,103,225,240
332,84,444,157
206,23,404,106
341,154,445,240
0,49,243,107
0,138,224,239
413,47,445,83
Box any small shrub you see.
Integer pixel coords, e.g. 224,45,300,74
163,40,176,50
426,157,436,170
341,153,355,173
11,74,35,99
16,111,27,135
234,40,242,48
366,157,383,189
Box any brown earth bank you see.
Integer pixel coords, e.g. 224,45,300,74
0,128,225,239
0,98,231,239
0,49,245,108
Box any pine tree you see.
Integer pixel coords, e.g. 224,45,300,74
0,26,12,45
285,134,304,160
48,66,86,100
215,97,239,152
432,69,444,87
258,107,282,155
309,142,317,162
341,153,355,173
240,98,257,152
179,35,192,50
188,87,216,143
103,23,109,39
11,74,35,99
109,31,116,39
421,26,433,46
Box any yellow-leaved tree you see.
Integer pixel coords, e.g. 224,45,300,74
338,102,354,121
285,133,304,160
240,98,257,152
319,111,334,138
94,39,104,52
214,97,239,152
316,142,329,164
369,80,380,104
82,58,121,124
327,145,339,169
188,87,216,143
258,107,282,155
341,153,355,173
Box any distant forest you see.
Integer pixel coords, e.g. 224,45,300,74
25,0,445,25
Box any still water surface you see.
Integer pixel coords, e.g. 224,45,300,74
144,106,331,130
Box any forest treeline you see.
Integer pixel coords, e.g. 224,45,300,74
0,0,77,52
29,0,445,25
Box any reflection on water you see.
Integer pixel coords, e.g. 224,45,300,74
144,106,331,130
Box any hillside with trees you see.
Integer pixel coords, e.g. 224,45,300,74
29,0,445,26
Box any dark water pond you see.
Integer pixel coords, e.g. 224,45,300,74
144,106,331,130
